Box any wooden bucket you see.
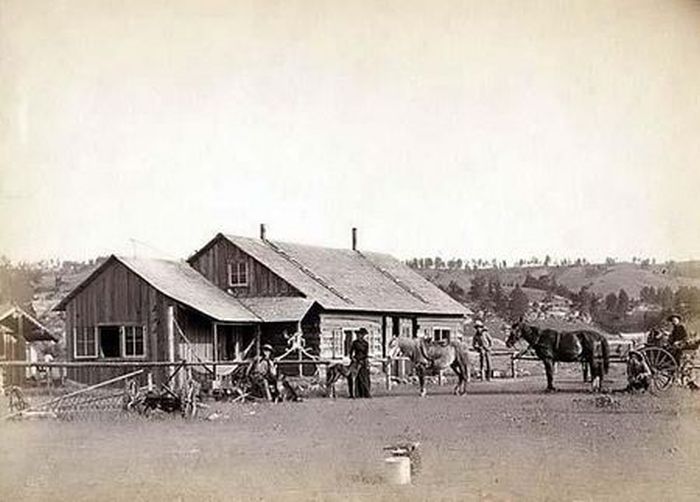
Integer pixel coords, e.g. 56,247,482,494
384,456,411,485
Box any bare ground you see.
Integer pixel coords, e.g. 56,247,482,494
1,372,699,502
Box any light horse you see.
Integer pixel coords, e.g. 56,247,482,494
506,321,610,392
388,336,471,397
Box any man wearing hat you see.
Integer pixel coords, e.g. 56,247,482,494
472,320,493,381
348,328,371,398
667,314,689,352
247,344,278,401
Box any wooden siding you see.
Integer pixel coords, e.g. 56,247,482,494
64,260,170,385
176,307,214,362
416,317,465,342
190,236,301,297
318,312,384,360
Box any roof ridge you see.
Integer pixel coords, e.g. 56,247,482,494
354,250,429,304
261,240,354,304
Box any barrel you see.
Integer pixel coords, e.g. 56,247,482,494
384,456,411,485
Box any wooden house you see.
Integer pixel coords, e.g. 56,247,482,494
188,228,468,360
56,229,466,384
0,303,57,385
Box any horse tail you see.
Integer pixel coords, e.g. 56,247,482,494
451,341,470,379
600,336,610,376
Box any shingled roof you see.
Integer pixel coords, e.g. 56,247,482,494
0,303,58,342
220,235,467,316
55,256,261,323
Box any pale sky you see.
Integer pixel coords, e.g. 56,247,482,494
1,0,699,264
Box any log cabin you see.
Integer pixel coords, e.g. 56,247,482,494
55,228,467,384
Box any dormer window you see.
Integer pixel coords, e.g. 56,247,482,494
228,261,249,287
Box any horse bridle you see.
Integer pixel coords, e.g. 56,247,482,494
514,324,543,349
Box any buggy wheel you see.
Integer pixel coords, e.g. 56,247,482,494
640,347,677,393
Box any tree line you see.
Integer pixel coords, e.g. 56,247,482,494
406,255,663,271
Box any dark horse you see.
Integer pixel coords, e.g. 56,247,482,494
506,321,610,392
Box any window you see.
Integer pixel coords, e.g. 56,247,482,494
331,330,343,359
98,326,121,358
343,329,355,357
123,326,145,357
228,261,248,287
433,328,451,343
75,327,97,358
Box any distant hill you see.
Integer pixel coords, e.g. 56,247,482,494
419,261,700,300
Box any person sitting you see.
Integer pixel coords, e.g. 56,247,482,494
667,314,690,357
625,350,651,393
246,344,278,401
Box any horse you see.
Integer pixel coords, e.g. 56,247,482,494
388,336,471,397
506,321,610,392
325,361,359,398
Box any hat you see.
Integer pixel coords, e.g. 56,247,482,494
261,344,273,352
668,314,682,322
357,327,368,336
473,320,484,328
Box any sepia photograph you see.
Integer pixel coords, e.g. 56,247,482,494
1,1,699,500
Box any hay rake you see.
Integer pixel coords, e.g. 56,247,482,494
2,369,144,421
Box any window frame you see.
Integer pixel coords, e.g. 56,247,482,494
74,327,98,359
227,261,249,287
122,325,147,359
433,327,452,343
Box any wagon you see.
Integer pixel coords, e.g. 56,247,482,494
638,341,699,393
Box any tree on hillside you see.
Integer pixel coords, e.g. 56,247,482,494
659,286,674,309
424,257,434,269
604,292,618,312
508,285,530,320
446,280,466,302
617,289,630,315
544,255,551,267
468,275,488,304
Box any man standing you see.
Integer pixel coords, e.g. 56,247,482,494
246,344,277,401
472,320,493,381
349,328,371,398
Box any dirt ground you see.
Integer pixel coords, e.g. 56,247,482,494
1,368,699,502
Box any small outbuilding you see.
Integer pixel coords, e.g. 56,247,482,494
0,303,57,385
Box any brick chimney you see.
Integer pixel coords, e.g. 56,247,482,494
352,227,357,251
260,223,267,240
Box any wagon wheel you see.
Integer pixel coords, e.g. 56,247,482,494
640,346,677,393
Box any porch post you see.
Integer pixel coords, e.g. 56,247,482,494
167,305,176,382
213,323,219,362
212,322,219,385
255,325,261,356
297,322,303,377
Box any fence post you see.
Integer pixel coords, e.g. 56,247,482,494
385,359,391,391
511,354,517,379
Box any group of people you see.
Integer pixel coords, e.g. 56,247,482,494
246,327,373,400
246,313,695,399
625,313,697,392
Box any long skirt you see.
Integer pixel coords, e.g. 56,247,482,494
347,363,371,398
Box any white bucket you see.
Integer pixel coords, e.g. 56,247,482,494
384,456,411,485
